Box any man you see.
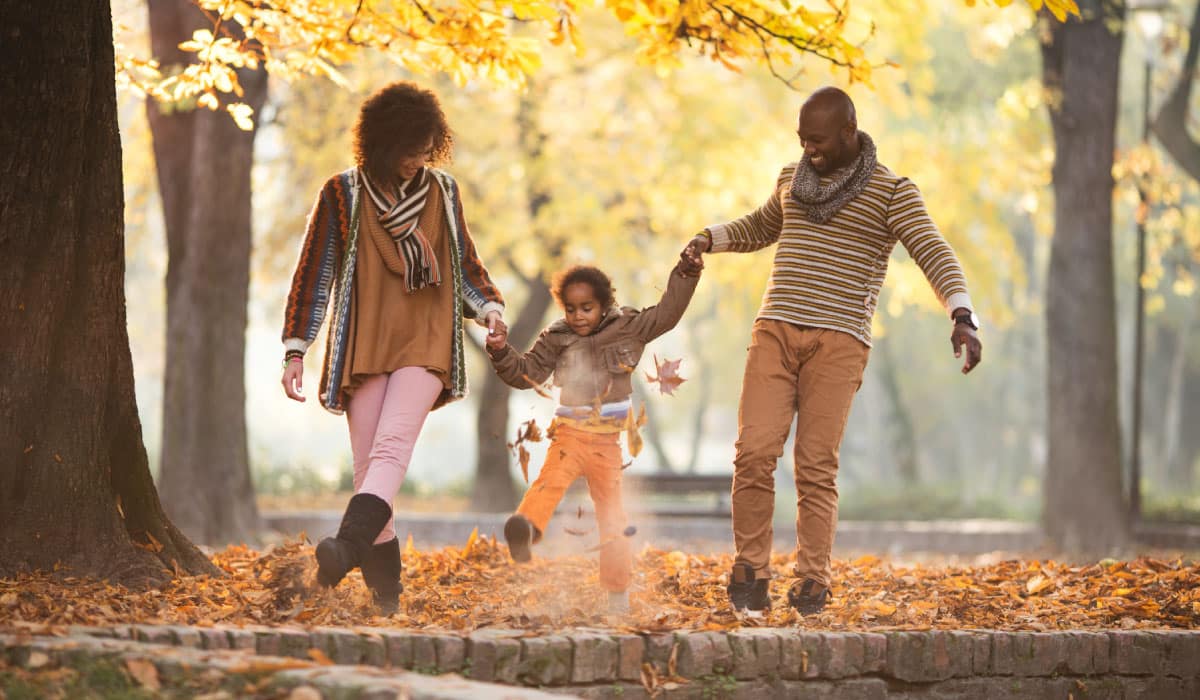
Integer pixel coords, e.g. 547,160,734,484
681,87,982,617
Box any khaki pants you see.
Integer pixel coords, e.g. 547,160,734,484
515,424,632,592
732,319,870,588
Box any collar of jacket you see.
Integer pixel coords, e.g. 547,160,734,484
546,303,624,336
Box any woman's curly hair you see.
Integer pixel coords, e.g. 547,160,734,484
553,266,617,310
354,81,453,186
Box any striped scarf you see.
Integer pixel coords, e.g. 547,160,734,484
359,167,442,292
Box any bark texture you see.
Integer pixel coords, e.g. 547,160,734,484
1039,0,1131,552
146,0,266,544
0,0,216,584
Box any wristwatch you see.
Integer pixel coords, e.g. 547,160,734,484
953,310,980,331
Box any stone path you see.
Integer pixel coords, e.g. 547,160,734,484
4,623,1198,698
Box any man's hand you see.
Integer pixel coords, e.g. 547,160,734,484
679,233,710,278
951,323,982,374
281,360,305,402
485,310,508,351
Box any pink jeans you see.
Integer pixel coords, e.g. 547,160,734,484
346,367,443,543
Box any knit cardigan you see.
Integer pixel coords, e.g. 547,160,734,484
282,168,504,414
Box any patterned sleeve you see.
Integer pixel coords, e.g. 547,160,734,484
887,178,973,315
445,174,505,321
282,175,349,351
705,166,789,254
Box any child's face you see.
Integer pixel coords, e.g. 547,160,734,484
562,282,604,336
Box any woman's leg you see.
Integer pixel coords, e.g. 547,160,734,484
346,374,391,492
358,367,443,543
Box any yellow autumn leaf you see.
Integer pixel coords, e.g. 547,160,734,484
1026,574,1055,595
461,526,479,557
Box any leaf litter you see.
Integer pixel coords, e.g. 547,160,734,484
0,540,1196,635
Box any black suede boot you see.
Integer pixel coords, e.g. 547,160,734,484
315,493,393,588
361,537,403,615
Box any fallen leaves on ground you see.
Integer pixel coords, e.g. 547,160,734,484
0,539,1196,635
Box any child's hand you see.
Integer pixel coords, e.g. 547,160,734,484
486,319,508,351
678,250,705,276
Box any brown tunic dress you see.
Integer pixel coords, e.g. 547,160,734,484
339,177,455,400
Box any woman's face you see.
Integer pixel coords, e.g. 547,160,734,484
396,137,434,182
562,282,604,336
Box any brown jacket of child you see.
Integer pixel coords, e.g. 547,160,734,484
487,263,700,405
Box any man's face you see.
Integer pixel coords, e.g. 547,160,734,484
797,107,855,175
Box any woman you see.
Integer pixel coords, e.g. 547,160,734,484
280,82,507,614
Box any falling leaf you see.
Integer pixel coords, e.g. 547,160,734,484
518,445,531,484
563,526,592,536
307,648,334,665
576,506,584,520
125,658,161,690
520,374,554,400
461,527,479,557
644,355,687,396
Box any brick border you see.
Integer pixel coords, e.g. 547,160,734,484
59,625,1200,699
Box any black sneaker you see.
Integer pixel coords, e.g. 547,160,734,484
504,513,534,563
787,579,829,615
726,563,770,616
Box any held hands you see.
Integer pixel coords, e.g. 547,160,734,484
485,310,508,351
678,233,710,278
951,322,982,374
281,359,305,402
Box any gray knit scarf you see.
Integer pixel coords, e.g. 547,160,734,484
789,131,877,224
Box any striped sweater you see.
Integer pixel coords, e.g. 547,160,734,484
707,162,972,346
283,168,504,414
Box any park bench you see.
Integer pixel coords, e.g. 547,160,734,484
562,472,732,518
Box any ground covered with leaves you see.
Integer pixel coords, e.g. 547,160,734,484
2,536,1197,635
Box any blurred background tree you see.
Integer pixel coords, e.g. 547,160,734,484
112,0,1200,552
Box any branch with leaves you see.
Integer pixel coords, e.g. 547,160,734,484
116,0,1079,130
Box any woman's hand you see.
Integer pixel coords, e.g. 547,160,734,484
282,360,306,402
485,310,508,350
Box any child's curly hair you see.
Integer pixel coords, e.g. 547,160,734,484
354,82,454,186
553,266,617,309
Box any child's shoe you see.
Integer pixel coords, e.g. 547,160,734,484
504,513,534,563
607,591,629,615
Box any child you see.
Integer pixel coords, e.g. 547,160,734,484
485,256,702,612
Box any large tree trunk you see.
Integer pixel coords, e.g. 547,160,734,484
146,0,266,544
1039,0,1130,552
0,0,216,585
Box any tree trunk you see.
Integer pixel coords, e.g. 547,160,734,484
0,0,216,585
1162,299,1197,490
1039,0,1131,552
471,274,554,511
1150,0,1200,182
470,82,560,512
877,338,922,485
146,0,266,545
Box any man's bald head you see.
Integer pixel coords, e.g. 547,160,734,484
800,87,856,128
796,87,860,174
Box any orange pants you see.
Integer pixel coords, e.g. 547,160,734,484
515,423,632,592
